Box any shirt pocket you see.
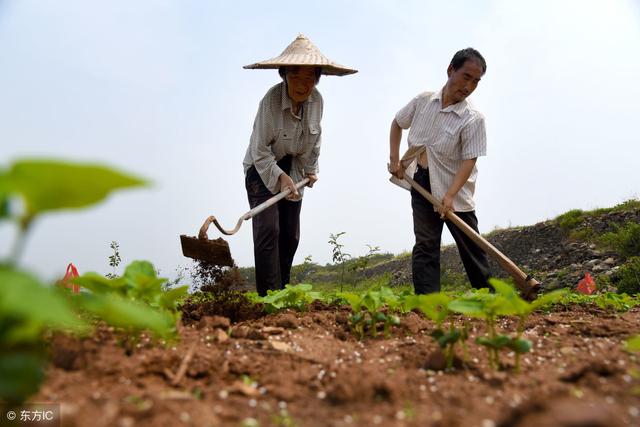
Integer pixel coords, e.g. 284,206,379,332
307,123,321,144
432,127,460,158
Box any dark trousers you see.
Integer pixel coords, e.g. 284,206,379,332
411,166,491,294
245,156,301,296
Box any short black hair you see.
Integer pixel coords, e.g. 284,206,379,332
278,66,322,83
450,48,487,74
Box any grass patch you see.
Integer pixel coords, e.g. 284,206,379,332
555,209,585,231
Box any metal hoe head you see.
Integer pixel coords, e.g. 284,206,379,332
180,234,234,266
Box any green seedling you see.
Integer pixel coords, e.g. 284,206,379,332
72,260,188,337
450,280,566,372
0,267,87,404
339,286,401,339
328,232,351,292
0,159,185,403
448,288,513,370
404,293,467,369
259,283,322,313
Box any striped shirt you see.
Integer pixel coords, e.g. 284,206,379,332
243,82,323,199
395,89,487,212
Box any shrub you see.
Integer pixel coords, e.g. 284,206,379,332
616,257,640,295
599,222,640,260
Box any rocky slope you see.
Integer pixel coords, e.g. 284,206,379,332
305,201,640,292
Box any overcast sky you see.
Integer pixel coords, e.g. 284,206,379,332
1,0,639,282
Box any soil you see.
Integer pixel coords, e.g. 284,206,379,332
37,302,640,427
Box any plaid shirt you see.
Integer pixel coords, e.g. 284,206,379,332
243,82,323,198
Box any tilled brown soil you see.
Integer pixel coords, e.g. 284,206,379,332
37,304,640,427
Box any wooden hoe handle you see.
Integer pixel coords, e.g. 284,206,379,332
403,174,540,299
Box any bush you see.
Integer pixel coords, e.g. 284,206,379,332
616,257,640,295
599,222,640,259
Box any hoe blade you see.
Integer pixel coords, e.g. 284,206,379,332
180,235,234,267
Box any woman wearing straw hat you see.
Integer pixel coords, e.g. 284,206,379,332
243,34,357,296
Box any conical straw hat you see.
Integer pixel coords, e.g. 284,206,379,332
243,33,357,76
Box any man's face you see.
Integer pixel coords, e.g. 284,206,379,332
445,59,484,104
285,66,317,104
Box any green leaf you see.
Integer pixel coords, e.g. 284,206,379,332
437,330,462,348
405,293,451,326
0,348,46,404
374,311,387,322
530,289,569,311
448,299,486,319
350,312,363,325
626,335,640,352
157,285,189,311
490,279,529,316
476,335,511,349
338,292,362,312
508,338,532,354
72,273,128,296
0,267,86,343
78,293,175,338
1,159,147,220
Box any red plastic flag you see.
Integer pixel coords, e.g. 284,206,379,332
58,263,80,293
576,272,596,295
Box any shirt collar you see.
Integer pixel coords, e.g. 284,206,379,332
431,88,469,117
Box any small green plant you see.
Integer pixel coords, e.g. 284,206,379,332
329,232,351,291
447,283,546,371
72,260,188,333
0,267,87,404
489,279,568,372
258,283,322,313
404,293,468,369
0,158,185,403
339,286,401,339
106,240,122,279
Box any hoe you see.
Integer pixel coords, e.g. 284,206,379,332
180,178,310,266
392,145,541,300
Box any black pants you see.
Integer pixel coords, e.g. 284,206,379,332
411,166,491,294
245,156,301,296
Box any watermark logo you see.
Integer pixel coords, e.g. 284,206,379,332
1,404,59,427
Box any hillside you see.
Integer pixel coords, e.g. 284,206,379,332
237,199,640,294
